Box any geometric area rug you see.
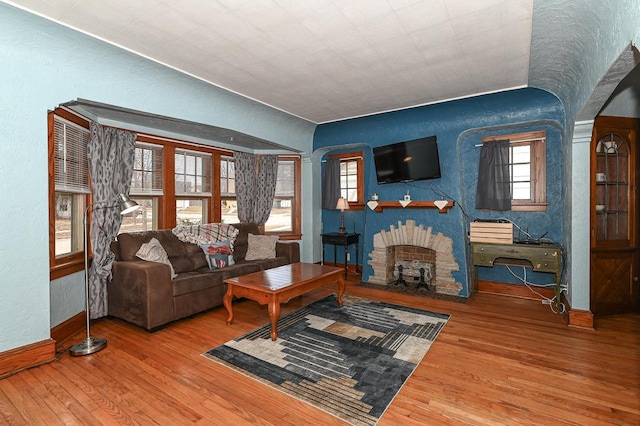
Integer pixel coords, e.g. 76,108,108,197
203,295,450,425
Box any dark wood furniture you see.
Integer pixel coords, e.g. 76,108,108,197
321,232,360,278
590,116,639,316
470,242,563,310
223,262,344,341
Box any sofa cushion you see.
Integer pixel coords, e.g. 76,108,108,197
230,223,261,261
172,270,225,297
184,241,209,270
201,241,233,269
135,238,177,279
118,230,195,273
245,234,279,260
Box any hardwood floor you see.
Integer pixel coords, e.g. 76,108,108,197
1,276,639,425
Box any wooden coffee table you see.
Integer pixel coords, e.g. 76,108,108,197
223,262,345,341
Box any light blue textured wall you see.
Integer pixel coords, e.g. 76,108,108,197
0,3,315,351
315,89,564,296
529,0,640,310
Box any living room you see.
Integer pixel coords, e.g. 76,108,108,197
1,1,639,424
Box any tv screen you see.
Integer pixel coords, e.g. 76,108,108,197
373,136,441,184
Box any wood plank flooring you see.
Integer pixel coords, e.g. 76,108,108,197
1,276,639,425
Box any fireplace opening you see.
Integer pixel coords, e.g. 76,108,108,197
391,246,436,290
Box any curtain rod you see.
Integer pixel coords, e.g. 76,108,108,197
322,155,363,162
474,137,546,147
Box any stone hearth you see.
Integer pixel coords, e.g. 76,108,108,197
367,220,462,295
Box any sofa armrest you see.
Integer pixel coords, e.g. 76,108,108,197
276,241,300,264
108,260,174,331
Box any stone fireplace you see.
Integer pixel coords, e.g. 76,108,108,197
367,220,462,295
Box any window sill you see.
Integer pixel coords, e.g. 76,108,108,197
50,259,84,280
510,203,548,212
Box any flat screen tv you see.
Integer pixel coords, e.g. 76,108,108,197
373,136,441,184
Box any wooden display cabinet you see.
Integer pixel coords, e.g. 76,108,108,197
590,116,639,316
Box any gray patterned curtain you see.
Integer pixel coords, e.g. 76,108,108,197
476,139,511,211
87,122,136,318
235,152,256,223
254,155,278,225
322,157,340,209
234,151,278,225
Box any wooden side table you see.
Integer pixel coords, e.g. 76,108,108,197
321,232,360,279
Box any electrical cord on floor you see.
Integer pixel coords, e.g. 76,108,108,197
506,265,565,314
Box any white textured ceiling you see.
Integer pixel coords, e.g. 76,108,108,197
6,0,533,124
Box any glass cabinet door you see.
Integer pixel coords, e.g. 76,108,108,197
594,132,630,243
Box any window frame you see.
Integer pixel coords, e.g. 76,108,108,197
264,156,302,240
49,109,303,279
328,151,364,210
481,130,547,212
49,109,91,279
218,154,238,225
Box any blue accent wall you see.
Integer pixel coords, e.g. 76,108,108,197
314,88,565,296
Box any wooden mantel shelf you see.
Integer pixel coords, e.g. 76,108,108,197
366,200,455,213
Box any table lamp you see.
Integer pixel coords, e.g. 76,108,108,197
336,197,349,234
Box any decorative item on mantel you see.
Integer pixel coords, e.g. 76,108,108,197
367,199,455,213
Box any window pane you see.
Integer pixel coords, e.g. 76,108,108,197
54,117,90,193
131,143,163,195
512,164,530,182
221,199,239,224
119,198,157,233
275,161,294,196
176,149,211,195
175,153,185,174
512,182,531,200
54,192,84,257
186,156,196,174
176,199,206,225
511,145,530,163
346,160,357,175
338,157,360,204
265,198,292,232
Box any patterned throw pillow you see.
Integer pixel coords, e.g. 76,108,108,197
200,241,234,270
136,237,177,279
244,234,279,260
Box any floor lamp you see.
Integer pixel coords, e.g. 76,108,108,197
336,197,349,234
69,193,140,357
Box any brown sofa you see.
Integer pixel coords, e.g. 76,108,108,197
108,223,300,331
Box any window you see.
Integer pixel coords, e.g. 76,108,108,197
49,109,303,278
265,158,297,234
481,131,547,211
329,151,364,208
50,111,91,277
220,155,238,224
122,142,163,233
175,149,212,225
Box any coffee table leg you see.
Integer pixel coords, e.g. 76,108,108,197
223,285,234,325
336,276,345,306
268,300,280,341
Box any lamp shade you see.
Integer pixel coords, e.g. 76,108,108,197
118,193,141,215
336,197,349,211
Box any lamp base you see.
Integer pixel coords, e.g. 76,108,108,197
69,336,107,357
338,226,347,234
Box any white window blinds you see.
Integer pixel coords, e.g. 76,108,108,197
54,116,90,194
